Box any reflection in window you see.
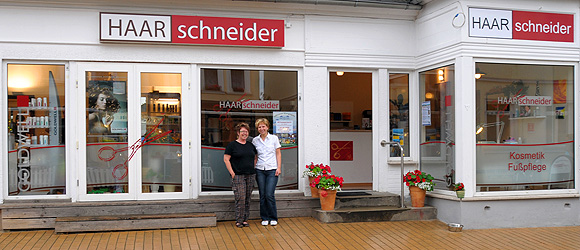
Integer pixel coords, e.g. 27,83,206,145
201,69,298,191
475,63,574,191
141,73,182,193
7,64,66,196
389,73,410,157
86,72,128,194
419,65,455,190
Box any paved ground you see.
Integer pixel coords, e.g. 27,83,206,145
1,217,579,249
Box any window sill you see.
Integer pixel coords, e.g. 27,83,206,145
428,191,580,201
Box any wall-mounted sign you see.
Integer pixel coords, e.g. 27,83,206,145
330,141,353,161
100,13,285,47
469,8,574,42
219,100,279,110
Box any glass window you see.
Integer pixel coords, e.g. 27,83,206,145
475,63,574,191
419,65,455,190
201,69,298,191
7,64,66,196
389,73,410,157
86,72,128,194
141,73,182,193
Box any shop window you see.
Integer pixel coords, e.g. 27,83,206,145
141,73,182,193
201,69,298,191
86,72,129,194
419,65,455,190
7,64,66,196
475,63,574,192
389,73,410,157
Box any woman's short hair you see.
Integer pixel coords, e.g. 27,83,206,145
255,118,270,128
235,122,250,133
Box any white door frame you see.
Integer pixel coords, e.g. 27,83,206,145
77,62,190,201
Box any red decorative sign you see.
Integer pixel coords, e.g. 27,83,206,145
330,141,353,161
172,15,284,47
512,11,574,42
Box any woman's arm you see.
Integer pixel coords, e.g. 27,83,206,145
223,154,235,179
275,148,282,176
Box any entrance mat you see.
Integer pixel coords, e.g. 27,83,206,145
336,191,372,197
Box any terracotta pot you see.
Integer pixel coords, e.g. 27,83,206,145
308,177,319,198
409,186,426,207
318,189,337,211
456,190,465,199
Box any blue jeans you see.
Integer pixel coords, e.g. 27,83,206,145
256,169,278,221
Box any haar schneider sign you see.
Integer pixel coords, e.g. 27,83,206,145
469,8,574,42
100,13,284,47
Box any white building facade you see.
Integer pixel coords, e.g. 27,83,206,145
0,0,578,229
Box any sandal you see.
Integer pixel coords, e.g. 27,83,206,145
242,222,250,227
236,223,243,228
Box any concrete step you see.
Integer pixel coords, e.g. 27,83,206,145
313,206,437,223
54,213,216,233
335,191,400,209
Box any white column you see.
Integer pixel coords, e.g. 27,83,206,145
454,56,476,197
302,66,329,194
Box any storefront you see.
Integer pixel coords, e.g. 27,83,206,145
1,0,579,230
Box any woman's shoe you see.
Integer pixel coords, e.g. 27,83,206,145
242,222,250,227
261,221,269,226
270,221,278,226
236,223,243,228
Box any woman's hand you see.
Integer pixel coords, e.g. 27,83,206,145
275,168,281,176
102,113,114,127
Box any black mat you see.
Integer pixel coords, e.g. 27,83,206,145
336,191,371,197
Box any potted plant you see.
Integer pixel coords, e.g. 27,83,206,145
310,174,344,210
403,170,435,207
303,162,331,198
454,182,465,199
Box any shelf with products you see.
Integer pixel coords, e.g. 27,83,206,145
9,107,65,149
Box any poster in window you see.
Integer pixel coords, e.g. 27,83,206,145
422,101,431,126
88,80,128,134
553,80,566,104
273,112,296,147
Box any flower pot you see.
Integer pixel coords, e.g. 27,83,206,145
308,177,319,198
409,186,426,207
456,190,465,199
318,189,337,210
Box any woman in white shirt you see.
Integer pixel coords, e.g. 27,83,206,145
252,118,281,226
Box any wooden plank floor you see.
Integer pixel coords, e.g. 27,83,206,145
1,217,579,249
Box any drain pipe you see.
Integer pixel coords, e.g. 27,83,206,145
380,140,405,208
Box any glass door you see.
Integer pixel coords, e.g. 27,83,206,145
137,64,189,200
78,63,189,201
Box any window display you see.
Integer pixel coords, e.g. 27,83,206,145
86,72,128,194
389,73,410,157
475,63,574,191
141,72,182,193
419,66,455,190
7,64,66,195
201,69,298,191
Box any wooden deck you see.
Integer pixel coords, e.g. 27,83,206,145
1,217,579,249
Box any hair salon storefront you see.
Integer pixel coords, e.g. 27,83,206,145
1,0,579,230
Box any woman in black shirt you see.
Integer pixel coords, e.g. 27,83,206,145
224,122,257,228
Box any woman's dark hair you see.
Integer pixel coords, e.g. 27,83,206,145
87,85,120,112
234,122,250,133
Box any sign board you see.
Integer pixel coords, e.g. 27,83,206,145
469,8,574,42
100,13,285,47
